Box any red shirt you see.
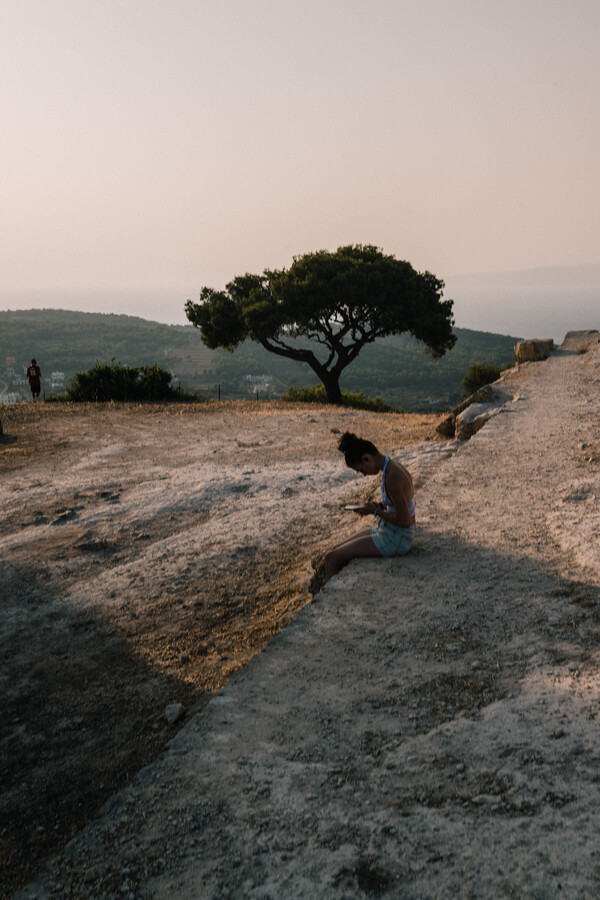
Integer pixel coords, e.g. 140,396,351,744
27,364,41,386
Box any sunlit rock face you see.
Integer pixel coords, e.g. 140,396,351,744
514,339,554,363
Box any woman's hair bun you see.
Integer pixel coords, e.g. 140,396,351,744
338,431,378,465
338,431,358,454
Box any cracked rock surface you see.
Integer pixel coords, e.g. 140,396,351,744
9,332,600,899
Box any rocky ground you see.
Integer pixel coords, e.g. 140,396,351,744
5,332,600,899
0,399,444,899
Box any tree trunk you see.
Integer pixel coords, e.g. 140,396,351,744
258,338,346,405
320,372,343,405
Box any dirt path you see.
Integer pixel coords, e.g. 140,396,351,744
1,400,447,899
10,332,600,900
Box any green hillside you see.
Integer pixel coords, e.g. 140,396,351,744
0,308,520,410
210,328,521,410
0,309,214,396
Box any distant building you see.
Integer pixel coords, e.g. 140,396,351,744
0,392,22,405
244,374,274,384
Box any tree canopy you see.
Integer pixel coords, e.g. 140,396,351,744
185,244,456,404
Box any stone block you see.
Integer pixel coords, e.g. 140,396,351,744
514,339,554,363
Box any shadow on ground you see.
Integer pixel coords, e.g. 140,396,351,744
0,564,204,900
20,529,600,900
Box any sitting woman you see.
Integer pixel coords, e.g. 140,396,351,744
324,431,416,584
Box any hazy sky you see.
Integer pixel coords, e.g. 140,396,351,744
2,0,599,323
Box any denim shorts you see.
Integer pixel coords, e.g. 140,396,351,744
371,521,415,558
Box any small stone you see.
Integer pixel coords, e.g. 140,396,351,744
165,703,184,724
51,509,78,525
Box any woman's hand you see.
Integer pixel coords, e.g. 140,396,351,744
355,501,378,516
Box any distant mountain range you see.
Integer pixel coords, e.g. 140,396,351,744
0,308,520,411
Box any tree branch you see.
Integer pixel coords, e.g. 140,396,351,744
260,338,325,372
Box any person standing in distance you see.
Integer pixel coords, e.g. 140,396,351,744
26,359,42,401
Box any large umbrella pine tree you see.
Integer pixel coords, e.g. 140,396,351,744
185,244,456,405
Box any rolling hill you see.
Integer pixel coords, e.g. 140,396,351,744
0,308,521,410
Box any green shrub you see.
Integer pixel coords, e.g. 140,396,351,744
282,383,397,412
462,362,502,396
282,384,328,404
64,361,195,402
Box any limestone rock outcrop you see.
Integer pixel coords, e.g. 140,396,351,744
436,384,499,440
514,339,554,363
455,403,501,440
435,415,456,439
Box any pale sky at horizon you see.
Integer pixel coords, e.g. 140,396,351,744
2,0,599,311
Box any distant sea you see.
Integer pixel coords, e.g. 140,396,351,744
1,266,599,344
446,284,599,344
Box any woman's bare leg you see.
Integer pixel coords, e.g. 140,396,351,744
329,526,372,550
324,531,382,583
